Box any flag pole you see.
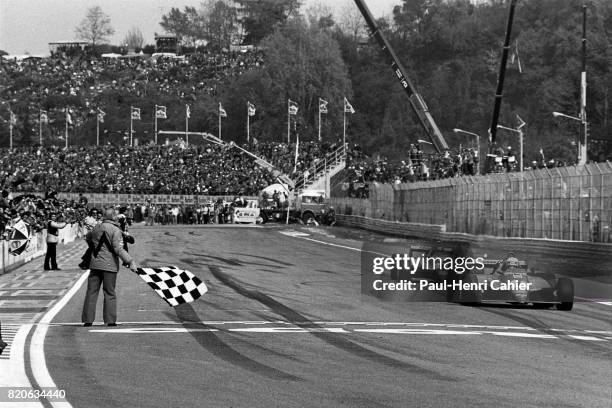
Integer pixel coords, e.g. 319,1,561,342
247,102,250,143
318,102,322,142
9,114,13,150
186,105,189,147
155,104,158,145
96,112,100,146
39,110,42,145
287,99,290,144
218,107,222,141
579,4,588,165
130,106,133,147
65,107,68,149
343,102,347,155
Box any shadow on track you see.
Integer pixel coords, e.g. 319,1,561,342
206,265,453,381
172,304,302,382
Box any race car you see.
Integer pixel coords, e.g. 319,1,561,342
448,254,574,310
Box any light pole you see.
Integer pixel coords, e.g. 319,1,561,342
497,124,523,172
552,111,584,163
453,128,481,174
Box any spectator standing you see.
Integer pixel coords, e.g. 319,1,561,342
82,208,137,327
44,213,67,270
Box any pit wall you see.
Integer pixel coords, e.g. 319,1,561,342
332,162,612,243
0,223,81,275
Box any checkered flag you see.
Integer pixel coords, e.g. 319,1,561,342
136,266,208,307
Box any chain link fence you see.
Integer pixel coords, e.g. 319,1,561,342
332,162,612,243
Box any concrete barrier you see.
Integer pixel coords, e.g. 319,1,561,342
0,223,81,275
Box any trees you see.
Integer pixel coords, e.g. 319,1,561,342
160,7,206,47
222,17,352,143
123,27,144,51
74,6,115,47
235,0,302,44
203,0,239,51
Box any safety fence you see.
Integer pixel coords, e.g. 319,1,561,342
332,162,612,242
0,223,81,275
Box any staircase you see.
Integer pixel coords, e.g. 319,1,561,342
293,144,346,196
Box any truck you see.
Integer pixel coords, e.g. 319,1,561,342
258,185,335,225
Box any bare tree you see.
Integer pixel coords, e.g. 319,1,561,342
305,1,335,30
75,6,115,47
339,1,366,41
123,27,145,51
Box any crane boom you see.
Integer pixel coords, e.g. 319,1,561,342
352,0,449,153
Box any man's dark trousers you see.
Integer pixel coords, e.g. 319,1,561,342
82,269,118,324
44,243,57,270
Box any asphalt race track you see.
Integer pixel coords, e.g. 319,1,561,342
39,225,612,408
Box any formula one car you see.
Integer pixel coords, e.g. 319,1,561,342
448,254,574,310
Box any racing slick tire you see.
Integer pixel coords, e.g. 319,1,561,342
459,272,482,305
260,212,269,224
555,278,574,311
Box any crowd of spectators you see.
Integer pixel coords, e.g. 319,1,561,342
1,50,264,133
0,144,280,196
0,189,89,238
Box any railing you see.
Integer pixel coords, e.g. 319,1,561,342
332,162,612,243
293,144,347,193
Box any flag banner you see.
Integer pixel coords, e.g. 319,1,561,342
516,114,526,130
511,41,523,73
247,101,256,117
40,110,49,123
219,103,227,118
319,98,328,114
136,266,208,307
186,104,191,119
98,108,106,123
344,97,355,114
10,111,17,125
66,109,73,125
8,219,33,256
289,100,298,115
131,107,141,120
156,105,167,119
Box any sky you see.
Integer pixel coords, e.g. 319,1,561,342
0,0,401,56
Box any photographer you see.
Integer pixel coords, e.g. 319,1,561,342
44,213,67,271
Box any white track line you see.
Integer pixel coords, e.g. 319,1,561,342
28,271,89,408
279,230,389,256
